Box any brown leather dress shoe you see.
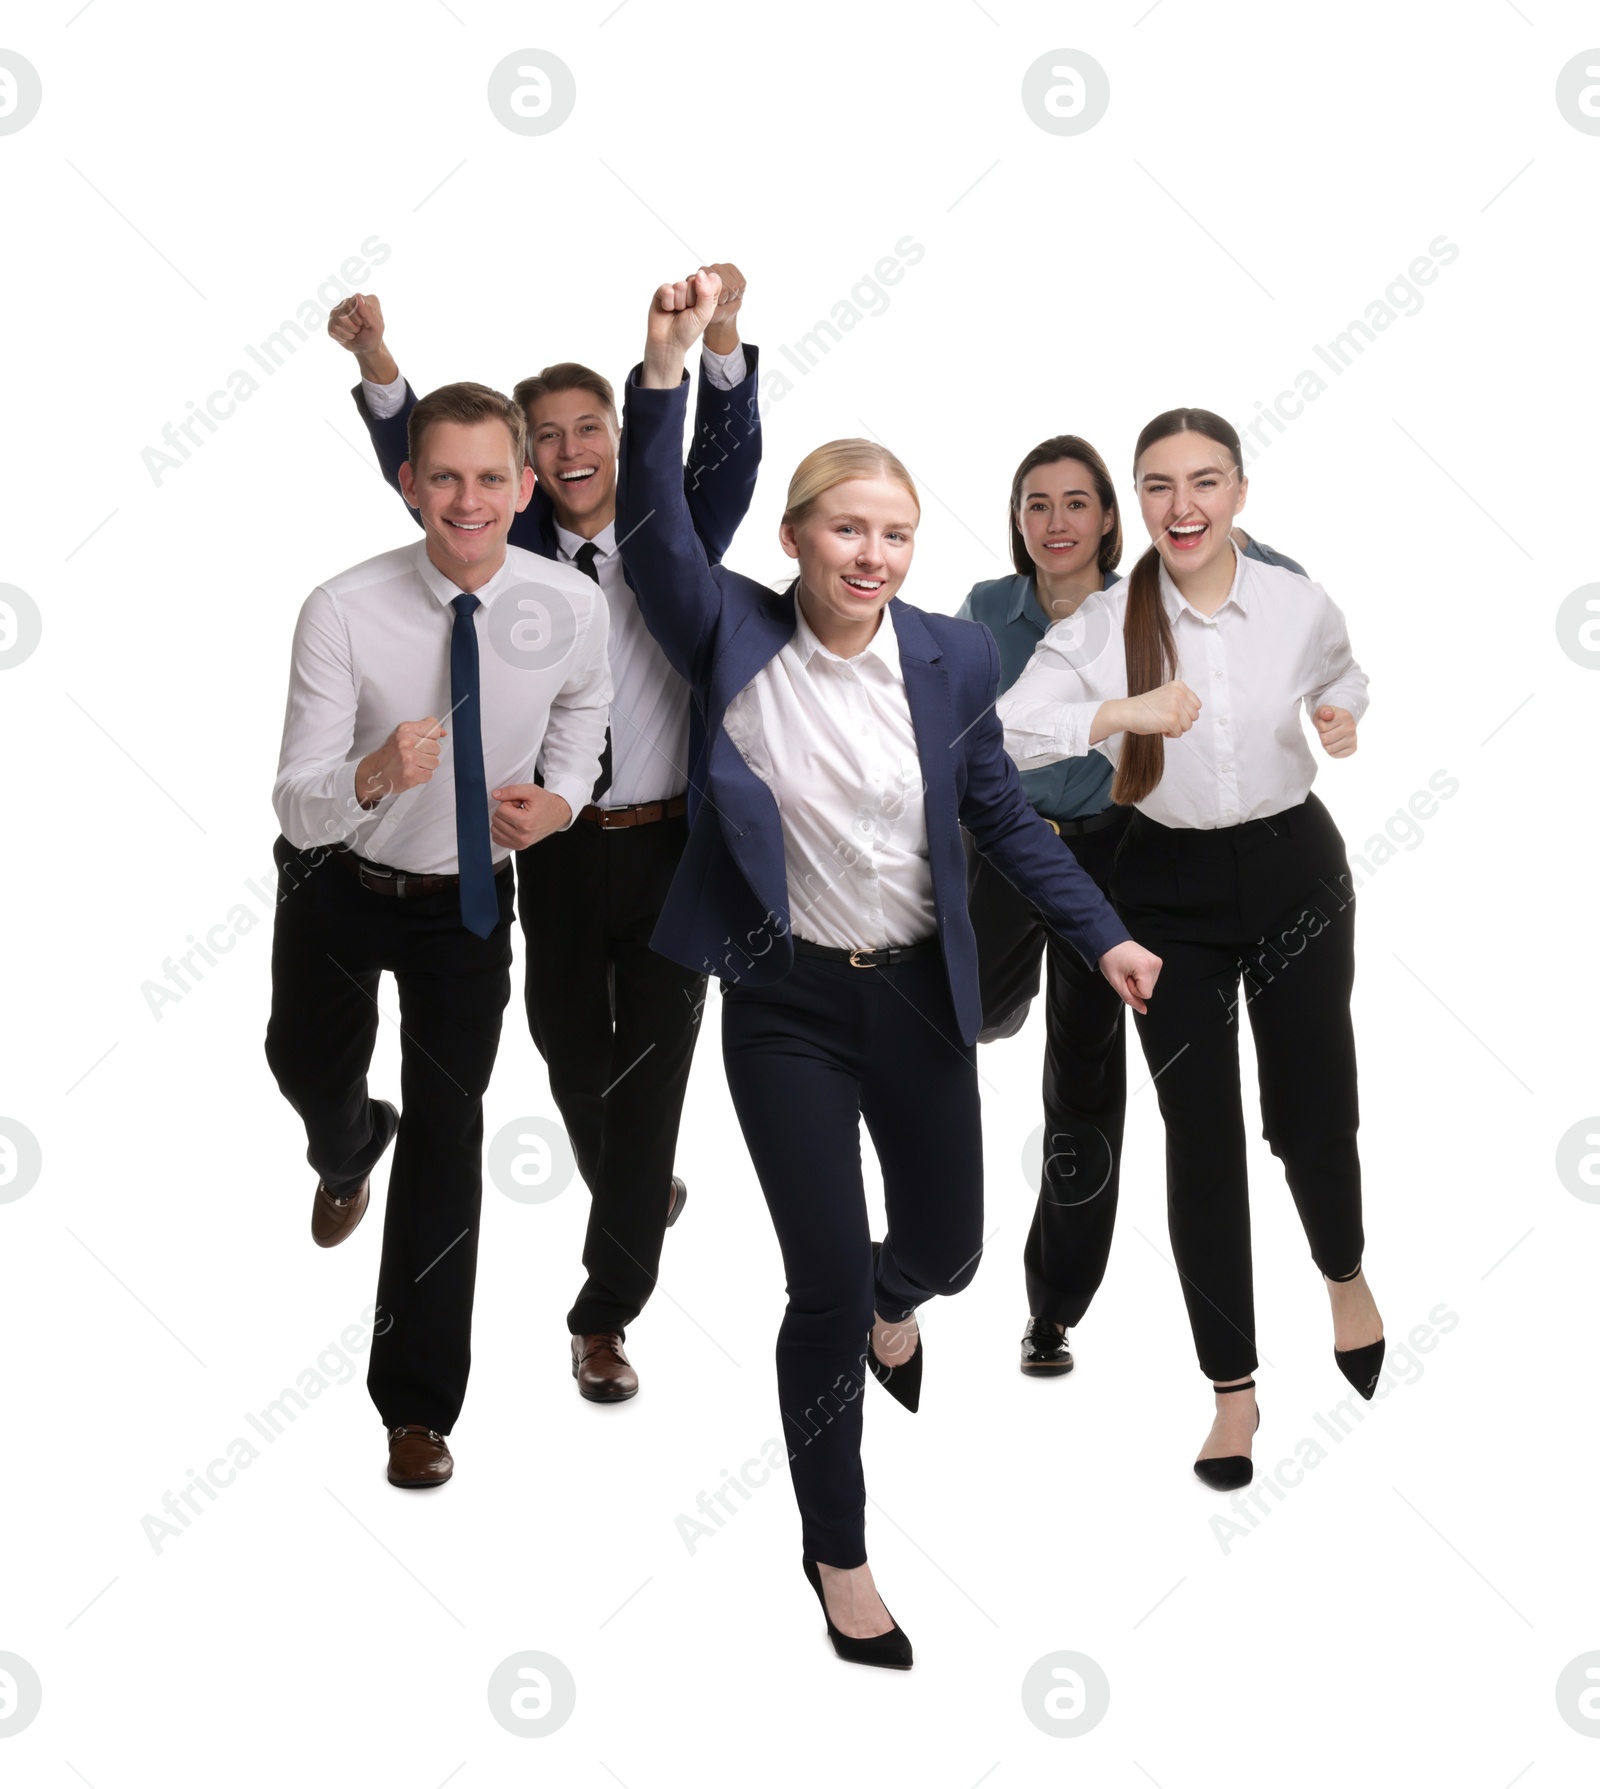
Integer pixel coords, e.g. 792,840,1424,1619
311,1177,370,1248
571,1332,639,1403
386,1423,453,1488
311,1099,399,1248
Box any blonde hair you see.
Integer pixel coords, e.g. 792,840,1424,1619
781,439,920,529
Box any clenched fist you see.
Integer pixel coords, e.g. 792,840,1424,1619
1312,705,1357,758
1099,940,1163,1014
328,292,399,387
702,260,747,354
1122,679,1201,739
488,783,572,850
641,266,723,388
355,717,444,809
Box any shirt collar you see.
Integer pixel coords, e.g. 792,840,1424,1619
413,540,523,614
1159,539,1250,623
554,520,617,561
791,594,904,682
1022,567,1119,631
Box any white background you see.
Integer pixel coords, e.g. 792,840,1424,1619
2,1,1596,1782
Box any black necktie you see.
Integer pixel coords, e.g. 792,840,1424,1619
572,541,613,802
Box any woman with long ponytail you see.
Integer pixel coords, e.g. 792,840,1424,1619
959,435,1304,1381
998,408,1384,1489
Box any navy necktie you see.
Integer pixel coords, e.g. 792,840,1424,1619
449,593,498,938
572,542,613,802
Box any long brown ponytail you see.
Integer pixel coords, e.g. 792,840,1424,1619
1112,407,1244,807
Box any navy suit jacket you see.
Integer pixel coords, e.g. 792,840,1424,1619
614,368,1131,1048
351,351,764,801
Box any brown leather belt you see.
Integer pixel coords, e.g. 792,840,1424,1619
330,843,512,898
578,795,688,830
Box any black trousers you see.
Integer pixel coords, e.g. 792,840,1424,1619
1111,794,1364,1382
965,809,1132,1328
516,813,706,1336
264,837,514,1433
721,951,983,1569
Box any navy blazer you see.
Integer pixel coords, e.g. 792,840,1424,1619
351,349,762,807
614,368,1131,1047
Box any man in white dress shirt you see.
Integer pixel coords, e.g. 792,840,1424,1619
265,381,610,1487
325,277,761,1404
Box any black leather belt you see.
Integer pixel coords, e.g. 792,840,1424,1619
330,844,512,898
1045,805,1127,839
792,937,939,969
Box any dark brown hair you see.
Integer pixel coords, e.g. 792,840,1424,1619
1007,435,1122,578
406,381,527,471
512,362,618,440
1114,408,1243,807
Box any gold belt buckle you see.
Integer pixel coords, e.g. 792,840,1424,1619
847,947,875,968
1046,818,1062,836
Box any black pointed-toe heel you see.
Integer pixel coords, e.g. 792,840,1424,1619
1334,1337,1385,1400
801,1557,913,1670
1193,1378,1259,1491
866,1240,922,1412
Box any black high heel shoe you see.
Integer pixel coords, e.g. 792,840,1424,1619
866,1241,922,1413
801,1557,913,1670
1193,1379,1259,1491
1326,1264,1385,1400
1334,1337,1385,1400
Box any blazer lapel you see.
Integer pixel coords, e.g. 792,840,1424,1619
890,601,962,922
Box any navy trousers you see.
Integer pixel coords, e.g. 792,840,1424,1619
721,950,984,1567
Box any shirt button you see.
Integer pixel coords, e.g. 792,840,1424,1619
860,725,870,738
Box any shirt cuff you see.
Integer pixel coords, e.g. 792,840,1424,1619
700,342,747,390
541,781,590,831
361,373,408,421
334,755,401,843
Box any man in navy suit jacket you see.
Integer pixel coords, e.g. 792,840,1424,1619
325,279,763,1406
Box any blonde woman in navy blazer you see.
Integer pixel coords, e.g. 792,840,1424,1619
615,269,1162,1669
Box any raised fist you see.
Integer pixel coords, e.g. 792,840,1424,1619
703,261,746,326
328,293,386,355
647,266,723,356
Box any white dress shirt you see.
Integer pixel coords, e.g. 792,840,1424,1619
361,343,747,808
553,518,688,806
998,546,1369,831
721,601,936,949
273,541,611,872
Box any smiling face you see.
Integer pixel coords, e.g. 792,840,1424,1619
398,417,535,590
1016,458,1114,581
1134,429,1248,582
526,387,619,534
779,476,918,641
